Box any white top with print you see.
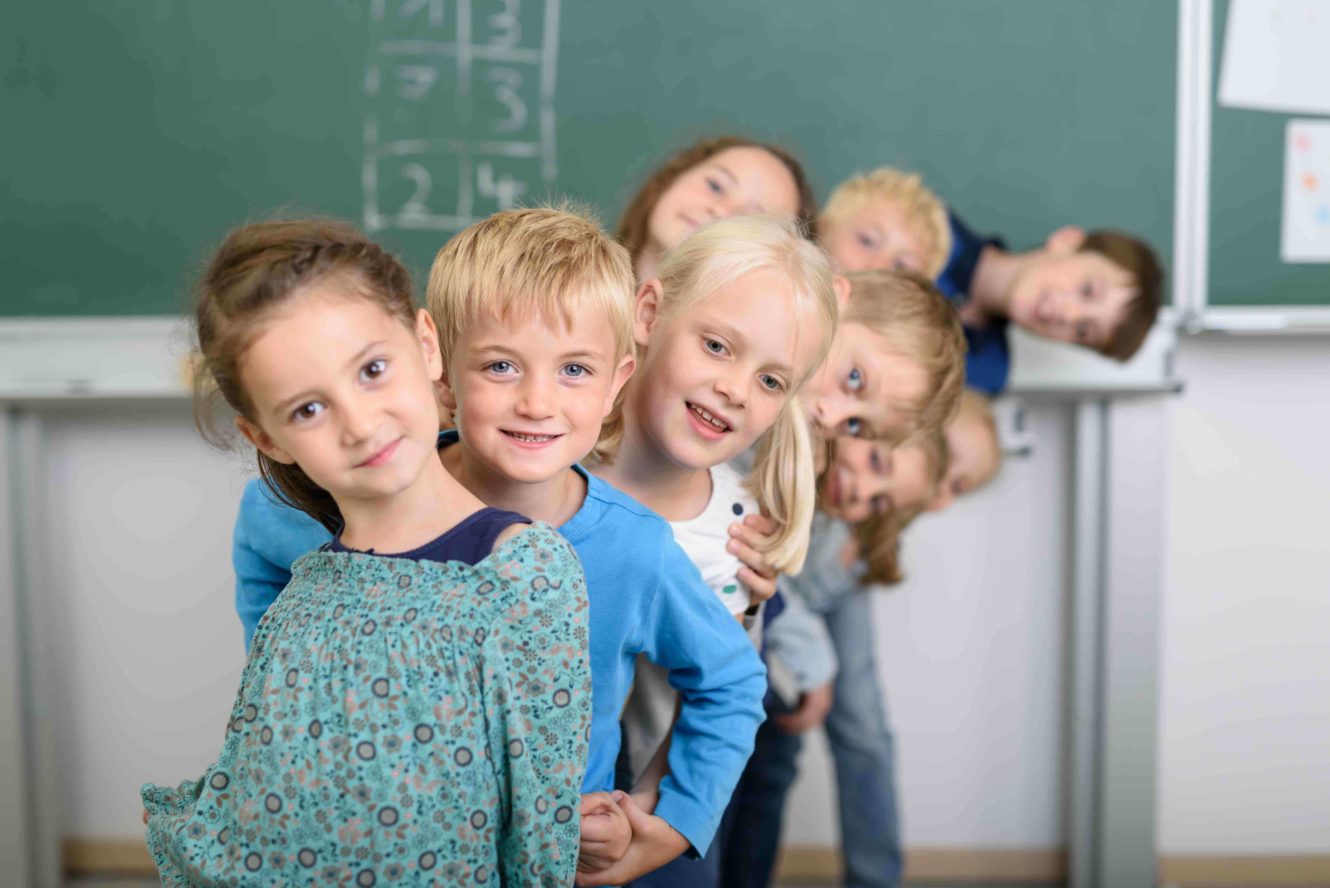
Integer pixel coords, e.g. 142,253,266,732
669,462,755,616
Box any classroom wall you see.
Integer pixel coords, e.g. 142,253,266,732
1156,336,1330,853
13,338,1330,858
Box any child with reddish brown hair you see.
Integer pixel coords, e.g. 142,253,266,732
616,135,818,283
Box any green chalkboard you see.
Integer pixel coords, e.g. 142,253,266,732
2,0,1176,317
1209,0,1330,308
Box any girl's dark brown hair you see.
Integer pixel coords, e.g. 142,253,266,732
615,135,819,269
192,218,416,532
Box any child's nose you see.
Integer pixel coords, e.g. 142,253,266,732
340,402,377,443
715,369,750,406
516,375,556,418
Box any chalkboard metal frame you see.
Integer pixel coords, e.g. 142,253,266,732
1176,0,1330,333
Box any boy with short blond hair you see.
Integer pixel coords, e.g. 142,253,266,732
817,167,953,279
232,207,765,884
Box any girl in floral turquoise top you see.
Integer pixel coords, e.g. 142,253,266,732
141,219,593,886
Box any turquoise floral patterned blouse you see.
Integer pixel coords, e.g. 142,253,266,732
142,522,591,886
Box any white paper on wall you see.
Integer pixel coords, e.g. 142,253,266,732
1282,119,1330,263
1218,0,1330,116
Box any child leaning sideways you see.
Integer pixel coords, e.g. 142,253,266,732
143,220,593,884
229,208,767,885
594,214,837,815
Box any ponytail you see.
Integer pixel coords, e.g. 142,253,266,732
747,396,817,575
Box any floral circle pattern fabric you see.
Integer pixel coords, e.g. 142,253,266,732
143,523,591,886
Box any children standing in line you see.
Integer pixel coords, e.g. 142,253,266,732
144,220,593,884
228,208,767,885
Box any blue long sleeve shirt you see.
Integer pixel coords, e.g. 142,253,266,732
231,432,766,856
938,211,1011,395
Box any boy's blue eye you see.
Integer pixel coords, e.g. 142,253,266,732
562,363,588,378
360,358,387,382
759,374,783,392
845,417,863,437
291,401,325,423
846,367,864,392
704,338,727,356
487,360,513,374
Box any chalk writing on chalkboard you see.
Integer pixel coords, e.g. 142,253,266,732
362,0,561,233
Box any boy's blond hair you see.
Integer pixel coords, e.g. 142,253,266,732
842,270,966,442
818,168,953,278
427,206,636,373
599,215,838,575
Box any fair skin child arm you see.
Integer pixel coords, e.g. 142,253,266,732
577,792,631,874
575,792,691,887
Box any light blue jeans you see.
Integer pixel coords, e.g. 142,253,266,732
723,590,902,888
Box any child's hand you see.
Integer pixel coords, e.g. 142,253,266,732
629,785,659,817
728,513,781,604
773,680,834,735
577,792,630,874
574,791,690,887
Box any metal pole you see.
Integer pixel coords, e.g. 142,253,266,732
1068,398,1108,888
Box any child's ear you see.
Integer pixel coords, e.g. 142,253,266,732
235,416,295,465
633,280,664,348
1045,226,1086,255
604,352,637,416
415,309,444,382
437,365,459,413
832,274,852,313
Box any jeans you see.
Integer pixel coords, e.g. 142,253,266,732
722,591,902,888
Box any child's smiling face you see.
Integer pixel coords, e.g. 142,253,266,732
820,199,935,277
629,267,824,471
820,437,936,524
235,284,444,504
801,321,929,443
441,305,634,485
1006,232,1138,349
647,147,802,254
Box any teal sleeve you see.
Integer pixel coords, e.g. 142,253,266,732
485,530,593,884
232,480,331,651
640,530,767,857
